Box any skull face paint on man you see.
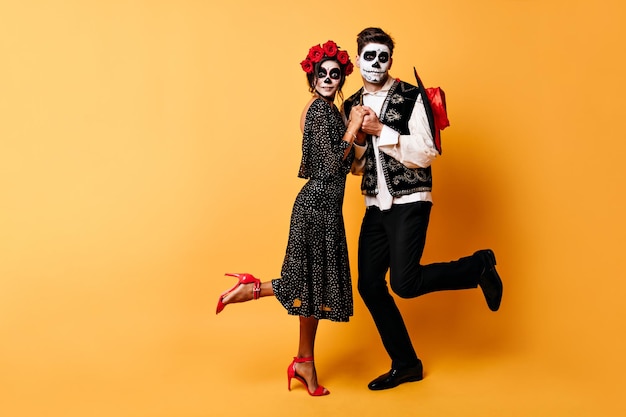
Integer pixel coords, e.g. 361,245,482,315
314,60,342,99
357,43,392,84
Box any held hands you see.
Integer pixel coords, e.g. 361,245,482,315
360,106,383,137
348,106,371,146
342,106,367,160
349,106,382,143
349,105,366,128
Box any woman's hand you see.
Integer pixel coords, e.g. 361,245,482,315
349,105,366,126
345,106,367,147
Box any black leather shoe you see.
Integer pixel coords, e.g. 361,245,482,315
475,249,503,311
367,363,423,391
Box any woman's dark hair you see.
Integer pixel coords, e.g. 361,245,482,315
356,27,395,56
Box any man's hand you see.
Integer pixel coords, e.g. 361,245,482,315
361,106,383,136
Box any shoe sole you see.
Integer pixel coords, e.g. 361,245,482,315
368,374,424,390
481,249,502,312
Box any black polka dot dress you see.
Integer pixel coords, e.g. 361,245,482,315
272,97,355,322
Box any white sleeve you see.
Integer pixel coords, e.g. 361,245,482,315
378,95,439,168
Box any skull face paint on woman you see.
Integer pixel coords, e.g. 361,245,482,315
314,60,342,100
357,43,392,84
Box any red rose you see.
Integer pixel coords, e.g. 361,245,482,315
336,50,349,65
344,62,354,76
322,40,338,57
308,45,324,63
300,58,313,73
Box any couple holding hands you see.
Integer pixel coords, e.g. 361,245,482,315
215,27,503,396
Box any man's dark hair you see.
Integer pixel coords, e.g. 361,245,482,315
356,27,395,56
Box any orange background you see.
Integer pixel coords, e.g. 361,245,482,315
1,1,625,416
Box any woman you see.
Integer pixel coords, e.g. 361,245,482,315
215,40,365,396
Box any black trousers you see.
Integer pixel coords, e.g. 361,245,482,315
357,201,483,370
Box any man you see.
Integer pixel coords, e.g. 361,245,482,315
343,27,503,391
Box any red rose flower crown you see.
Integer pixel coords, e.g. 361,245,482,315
300,40,354,76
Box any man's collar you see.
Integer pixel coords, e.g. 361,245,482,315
362,76,396,95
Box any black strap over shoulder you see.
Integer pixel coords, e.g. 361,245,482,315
413,67,438,152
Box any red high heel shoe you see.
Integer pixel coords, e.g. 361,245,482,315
215,273,261,314
287,357,329,396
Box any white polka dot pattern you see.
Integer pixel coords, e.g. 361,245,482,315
272,98,354,322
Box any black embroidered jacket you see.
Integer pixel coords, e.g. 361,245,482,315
344,80,433,197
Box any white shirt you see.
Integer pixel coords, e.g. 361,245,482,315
353,76,439,210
